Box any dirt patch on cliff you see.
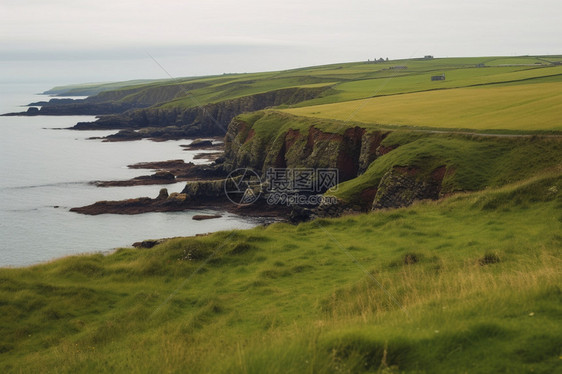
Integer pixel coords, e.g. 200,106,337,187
376,144,396,156
336,127,366,181
372,165,447,210
305,126,342,159
243,129,256,144
359,187,378,208
285,129,302,149
431,165,447,181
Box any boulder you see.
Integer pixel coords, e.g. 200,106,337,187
157,188,169,200
189,139,214,148
192,214,222,221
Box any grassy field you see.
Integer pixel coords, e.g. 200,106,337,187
0,171,560,373
109,56,562,133
43,79,167,96
51,55,562,122
149,60,562,112
283,80,562,132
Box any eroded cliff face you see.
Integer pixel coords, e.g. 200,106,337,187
358,132,388,174
73,86,331,140
223,112,448,212
224,117,380,183
8,82,212,117
371,166,447,210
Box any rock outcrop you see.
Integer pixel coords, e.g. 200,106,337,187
93,159,226,187
223,112,390,184
371,166,447,210
70,189,190,215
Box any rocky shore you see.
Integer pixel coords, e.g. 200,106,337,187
70,186,291,218
93,152,225,187
5,87,454,224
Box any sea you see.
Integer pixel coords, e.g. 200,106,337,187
0,82,258,267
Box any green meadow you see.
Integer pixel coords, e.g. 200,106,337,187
0,171,560,373
66,55,562,122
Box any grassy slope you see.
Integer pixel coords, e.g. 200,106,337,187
155,60,562,113
54,55,562,126
0,172,560,373
331,133,562,206
43,80,167,97
290,65,562,106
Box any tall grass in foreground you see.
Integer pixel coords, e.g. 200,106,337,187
0,172,561,373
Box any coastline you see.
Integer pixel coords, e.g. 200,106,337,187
0,89,261,267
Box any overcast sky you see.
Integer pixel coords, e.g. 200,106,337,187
1,0,561,84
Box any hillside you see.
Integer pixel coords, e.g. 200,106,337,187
0,171,560,373
42,80,166,97
220,110,562,211
10,55,561,140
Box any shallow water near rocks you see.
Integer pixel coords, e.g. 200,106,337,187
0,83,258,267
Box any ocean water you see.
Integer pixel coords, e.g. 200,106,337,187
0,83,257,267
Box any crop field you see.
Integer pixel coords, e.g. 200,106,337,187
284,81,562,131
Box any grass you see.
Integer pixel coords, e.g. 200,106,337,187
141,60,562,114
46,55,562,124
284,81,562,131
289,65,562,107
43,79,168,97
1,171,561,373
331,133,562,206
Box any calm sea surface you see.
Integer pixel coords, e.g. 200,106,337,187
0,83,257,267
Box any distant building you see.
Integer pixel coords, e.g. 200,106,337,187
431,74,446,81
390,65,407,70
476,63,486,68
366,57,387,64
424,55,434,60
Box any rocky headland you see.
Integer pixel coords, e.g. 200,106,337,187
3,85,332,142
70,110,451,221
14,80,553,224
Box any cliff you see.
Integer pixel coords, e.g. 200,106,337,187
5,81,209,117
4,82,333,142
221,111,562,213
70,86,332,140
223,112,386,182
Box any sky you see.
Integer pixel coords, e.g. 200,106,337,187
0,0,561,85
